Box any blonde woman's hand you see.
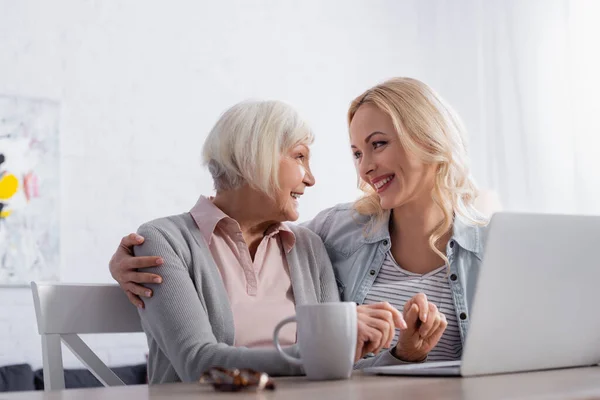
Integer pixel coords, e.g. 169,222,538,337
393,293,448,362
109,233,164,308
355,302,407,362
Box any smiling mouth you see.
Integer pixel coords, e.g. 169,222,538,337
291,192,302,199
372,175,395,193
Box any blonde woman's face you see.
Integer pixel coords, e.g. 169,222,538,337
274,144,315,221
349,104,435,210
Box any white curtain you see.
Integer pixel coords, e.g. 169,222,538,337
475,0,600,214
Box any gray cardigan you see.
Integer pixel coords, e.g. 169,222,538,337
134,213,340,383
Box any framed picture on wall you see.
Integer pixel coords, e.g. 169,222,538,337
0,95,60,285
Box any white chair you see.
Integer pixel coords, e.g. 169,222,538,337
31,282,143,391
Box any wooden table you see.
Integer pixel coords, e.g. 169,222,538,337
2,367,600,400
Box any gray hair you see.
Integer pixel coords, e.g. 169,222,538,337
202,100,313,196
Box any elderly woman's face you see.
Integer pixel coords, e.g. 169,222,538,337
275,143,315,221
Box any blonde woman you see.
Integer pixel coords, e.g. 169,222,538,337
310,77,488,365
110,77,486,367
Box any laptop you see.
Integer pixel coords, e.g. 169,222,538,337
363,212,600,377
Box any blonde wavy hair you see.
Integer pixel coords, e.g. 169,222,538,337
348,77,487,265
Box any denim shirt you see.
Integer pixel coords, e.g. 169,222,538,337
301,202,489,345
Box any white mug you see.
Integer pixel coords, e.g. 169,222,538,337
273,302,357,380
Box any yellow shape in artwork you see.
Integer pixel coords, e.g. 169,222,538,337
0,173,19,200
0,209,12,218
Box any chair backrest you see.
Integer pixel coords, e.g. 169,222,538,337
31,282,143,391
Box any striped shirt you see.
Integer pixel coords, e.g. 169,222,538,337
363,251,462,361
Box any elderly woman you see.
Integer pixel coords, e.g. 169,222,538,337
133,100,405,384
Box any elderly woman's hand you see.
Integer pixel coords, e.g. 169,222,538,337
393,293,448,362
355,302,407,362
109,233,164,308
